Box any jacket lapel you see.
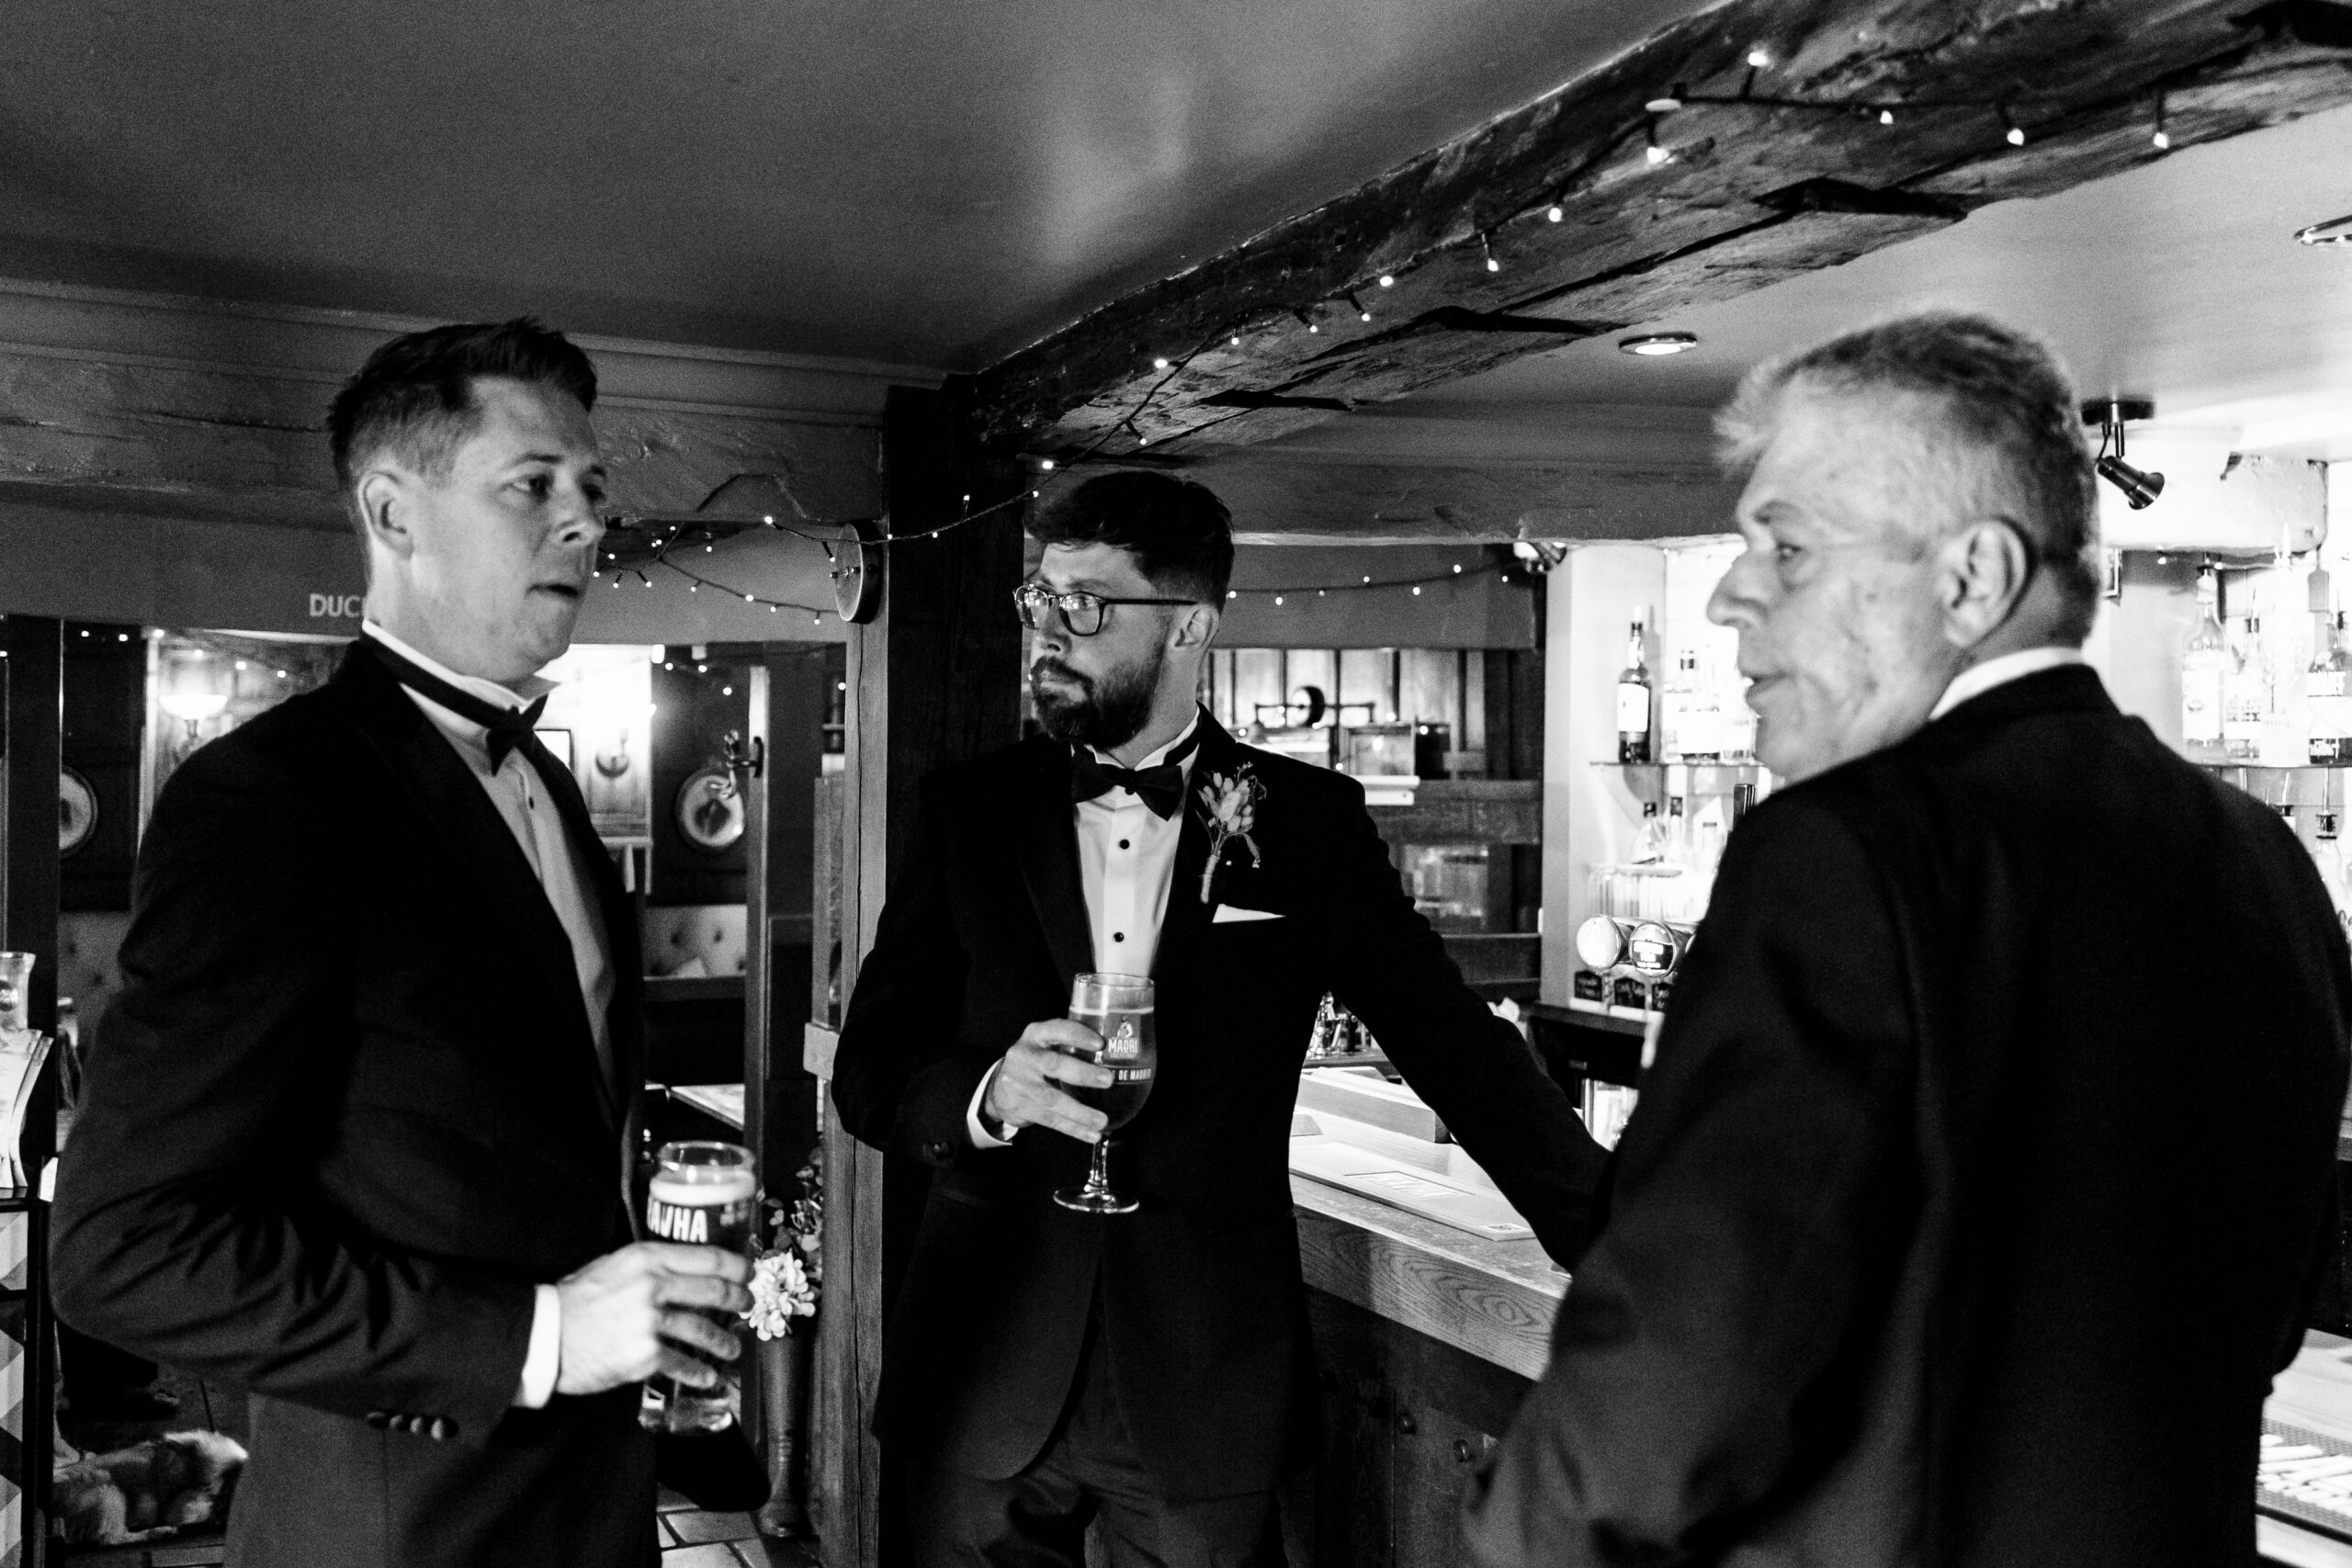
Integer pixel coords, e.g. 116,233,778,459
331,647,616,1131
1150,712,1234,985
528,739,637,1125
1018,739,1096,990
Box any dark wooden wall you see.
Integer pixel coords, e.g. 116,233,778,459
812,388,1026,1568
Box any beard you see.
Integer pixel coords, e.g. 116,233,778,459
1031,642,1165,750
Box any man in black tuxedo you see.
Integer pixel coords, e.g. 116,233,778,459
1464,312,2352,1566
52,320,751,1568
831,470,1604,1564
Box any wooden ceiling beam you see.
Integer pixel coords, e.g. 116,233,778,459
958,0,2352,460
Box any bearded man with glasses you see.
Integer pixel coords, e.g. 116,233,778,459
832,469,1604,1566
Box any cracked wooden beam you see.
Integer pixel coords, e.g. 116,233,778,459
959,0,2352,460
0,349,882,531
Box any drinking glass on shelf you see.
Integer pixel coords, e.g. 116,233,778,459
1054,972,1158,1215
0,953,31,1032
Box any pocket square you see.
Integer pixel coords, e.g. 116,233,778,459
1212,905,1285,923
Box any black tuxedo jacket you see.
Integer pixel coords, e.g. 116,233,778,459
52,644,657,1568
1464,666,2352,1567
831,714,1604,1502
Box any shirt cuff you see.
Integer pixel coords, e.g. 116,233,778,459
514,1283,562,1408
967,1061,1018,1149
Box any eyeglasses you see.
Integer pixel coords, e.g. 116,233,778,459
1012,582,1196,637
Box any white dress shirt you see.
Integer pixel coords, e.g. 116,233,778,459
363,622,605,1409
1929,646,2086,722
967,715,1203,1146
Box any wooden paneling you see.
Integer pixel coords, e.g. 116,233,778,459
1298,1288,1534,1568
1368,781,1541,848
811,387,1024,1568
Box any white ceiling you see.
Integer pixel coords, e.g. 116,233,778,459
1357,99,2352,461
0,0,1706,368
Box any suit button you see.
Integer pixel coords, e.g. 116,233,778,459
927,1141,951,1161
430,1418,455,1441
365,1411,390,1429
405,1415,431,1435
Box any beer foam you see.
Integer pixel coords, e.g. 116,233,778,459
649,1169,757,1208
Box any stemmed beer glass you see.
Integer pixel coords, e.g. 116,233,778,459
1053,973,1158,1214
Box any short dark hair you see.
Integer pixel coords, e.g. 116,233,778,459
327,318,597,492
1027,470,1234,604
1718,310,2101,643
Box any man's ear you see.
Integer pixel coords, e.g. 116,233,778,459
1939,519,2033,649
1172,601,1220,650
355,468,416,560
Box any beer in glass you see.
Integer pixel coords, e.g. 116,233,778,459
1054,973,1157,1214
637,1140,756,1433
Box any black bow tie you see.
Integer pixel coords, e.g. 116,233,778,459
360,635,549,769
1069,728,1201,819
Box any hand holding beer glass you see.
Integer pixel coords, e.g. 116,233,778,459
638,1140,757,1433
1053,973,1158,1214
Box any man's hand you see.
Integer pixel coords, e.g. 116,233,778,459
552,1242,753,1396
984,1020,1114,1143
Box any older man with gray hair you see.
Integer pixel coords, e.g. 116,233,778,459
1463,310,2350,1567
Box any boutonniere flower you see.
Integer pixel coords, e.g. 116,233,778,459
1195,765,1265,905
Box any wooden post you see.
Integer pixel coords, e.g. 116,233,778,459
5,615,62,1568
808,389,1023,1568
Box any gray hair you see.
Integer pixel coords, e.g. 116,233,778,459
1716,310,2101,643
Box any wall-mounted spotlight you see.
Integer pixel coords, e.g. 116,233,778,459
2085,397,2165,510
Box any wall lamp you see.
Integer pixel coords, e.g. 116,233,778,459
2086,398,2165,511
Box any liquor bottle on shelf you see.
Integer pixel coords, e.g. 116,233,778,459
2315,813,2352,934
2224,614,2266,763
1660,650,1700,761
2315,613,2352,766
2181,565,2229,763
1633,800,1668,866
1617,620,1653,763
1716,653,1757,762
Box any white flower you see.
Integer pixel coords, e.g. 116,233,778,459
744,1249,819,1340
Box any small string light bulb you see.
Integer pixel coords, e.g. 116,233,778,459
2152,94,2170,150
1482,235,1500,273
1295,308,1319,334
1274,595,1283,606
1152,356,1170,370
2002,108,2026,146
1746,47,1770,67
1546,202,1564,222
1039,458,1055,470
1378,274,1395,288
1879,107,1895,126
1645,120,1671,165
1346,290,1371,322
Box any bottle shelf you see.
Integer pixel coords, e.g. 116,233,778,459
1590,759,1761,772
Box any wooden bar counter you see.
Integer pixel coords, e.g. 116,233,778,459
1285,1168,1563,1567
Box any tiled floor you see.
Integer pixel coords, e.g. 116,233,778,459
658,1488,821,1567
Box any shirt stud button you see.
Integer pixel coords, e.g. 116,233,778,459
1113,932,1125,942
1118,840,1130,850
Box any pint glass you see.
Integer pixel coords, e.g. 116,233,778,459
637,1140,756,1434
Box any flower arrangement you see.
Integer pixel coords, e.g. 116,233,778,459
1195,765,1265,905
744,1155,822,1341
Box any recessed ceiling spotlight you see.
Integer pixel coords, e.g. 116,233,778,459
1619,332,1699,356
2297,213,2352,246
